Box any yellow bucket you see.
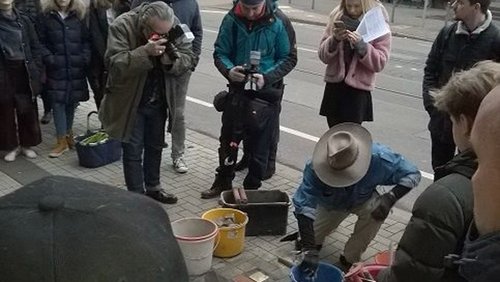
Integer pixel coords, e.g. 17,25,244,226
201,208,248,258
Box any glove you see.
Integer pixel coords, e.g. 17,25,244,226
299,249,319,277
371,192,397,221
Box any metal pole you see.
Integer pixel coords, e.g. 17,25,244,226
311,0,315,10
422,0,429,27
444,1,451,26
390,0,401,23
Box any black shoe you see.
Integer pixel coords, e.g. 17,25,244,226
201,175,232,199
201,187,224,199
234,155,248,171
262,167,276,180
145,190,178,204
336,255,353,273
41,111,52,124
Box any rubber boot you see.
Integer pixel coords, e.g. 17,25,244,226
201,173,232,199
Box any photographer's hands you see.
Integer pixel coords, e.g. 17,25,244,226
145,37,167,57
229,66,265,89
228,66,246,82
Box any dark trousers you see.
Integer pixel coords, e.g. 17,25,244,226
40,87,52,113
428,110,456,172
217,98,279,189
0,61,41,150
430,130,456,171
122,102,167,193
88,60,107,110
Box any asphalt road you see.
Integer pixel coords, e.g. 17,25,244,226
185,9,435,212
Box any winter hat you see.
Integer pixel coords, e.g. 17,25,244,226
0,176,188,282
240,0,265,5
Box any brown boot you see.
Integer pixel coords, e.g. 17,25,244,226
66,131,75,149
49,137,69,158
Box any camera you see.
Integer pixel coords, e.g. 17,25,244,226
243,50,261,75
162,24,195,61
243,51,261,91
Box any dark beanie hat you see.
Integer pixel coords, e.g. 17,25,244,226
0,176,189,282
240,0,265,5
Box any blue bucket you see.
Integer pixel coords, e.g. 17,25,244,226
290,262,344,282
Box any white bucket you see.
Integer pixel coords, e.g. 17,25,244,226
171,217,218,276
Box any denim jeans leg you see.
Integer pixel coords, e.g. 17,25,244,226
169,72,190,160
122,111,146,193
143,104,167,191
65,102,77,134
52,102,67,138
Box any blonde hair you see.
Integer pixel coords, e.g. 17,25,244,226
328,0,380,24
41,0,87,19
434,60,500,122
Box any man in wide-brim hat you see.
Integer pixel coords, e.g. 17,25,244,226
292,123,421,275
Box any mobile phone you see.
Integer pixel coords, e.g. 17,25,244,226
334,21,346,29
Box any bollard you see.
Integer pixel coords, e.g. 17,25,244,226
422,0,429,27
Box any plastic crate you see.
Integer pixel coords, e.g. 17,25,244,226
220,190,290,236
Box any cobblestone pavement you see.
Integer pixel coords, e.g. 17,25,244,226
0,98,411,281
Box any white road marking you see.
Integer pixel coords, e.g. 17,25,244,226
411,68,419,71
187,95,434,180
200,9,228,14
186,96,214,108
395,65,403,68
298,47,317,53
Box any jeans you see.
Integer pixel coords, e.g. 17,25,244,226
122,102,167,193
167,72,190,160
314,193,383,263
52,102,77,137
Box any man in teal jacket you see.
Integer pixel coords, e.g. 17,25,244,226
201,0,297,199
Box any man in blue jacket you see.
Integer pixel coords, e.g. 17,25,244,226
293,123,421,275
201,0,297,199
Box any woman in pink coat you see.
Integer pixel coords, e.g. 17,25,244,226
318,0,391,127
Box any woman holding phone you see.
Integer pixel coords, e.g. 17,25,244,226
318,0,391,127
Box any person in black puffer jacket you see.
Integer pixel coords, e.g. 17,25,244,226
378,61,500,282
37,0,90,158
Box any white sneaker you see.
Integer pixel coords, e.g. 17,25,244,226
173,157,188,174
21,147,37,159
4,147,20,162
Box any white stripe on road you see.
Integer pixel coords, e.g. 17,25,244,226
186,96,214,108
187,95,434,180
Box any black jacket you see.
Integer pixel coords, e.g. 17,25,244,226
422,15,500,142
37,11,90,104
13,0,41,22
459,224,500,282
377,150,477,282
0,9,43,99
88,0,130,65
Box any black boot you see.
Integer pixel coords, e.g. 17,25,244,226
201,174,232,199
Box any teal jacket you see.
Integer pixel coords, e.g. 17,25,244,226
213,0,297,88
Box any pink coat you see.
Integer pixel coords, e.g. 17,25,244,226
318,24,391,91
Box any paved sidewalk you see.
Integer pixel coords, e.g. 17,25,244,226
0,98,411,281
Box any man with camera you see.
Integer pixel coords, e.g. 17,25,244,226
130,0,203,174
99,1,195,204
200,0,297,199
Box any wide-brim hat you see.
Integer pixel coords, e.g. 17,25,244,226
312,123,372,187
